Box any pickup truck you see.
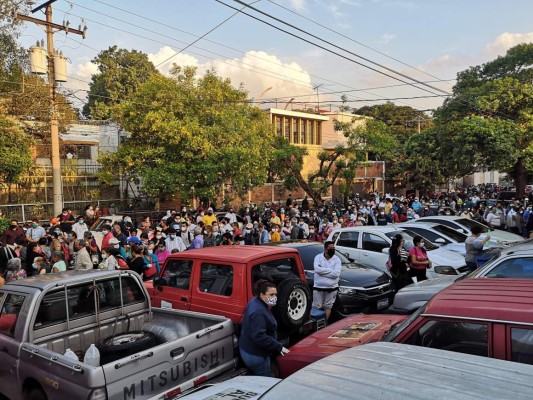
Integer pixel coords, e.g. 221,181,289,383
0,270,238,400
149,247,316,339
277,278,533,377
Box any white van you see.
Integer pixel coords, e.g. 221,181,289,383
328,226,468,278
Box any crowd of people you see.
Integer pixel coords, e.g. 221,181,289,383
0,185,531,284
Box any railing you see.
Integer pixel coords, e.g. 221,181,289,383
0,198,157,222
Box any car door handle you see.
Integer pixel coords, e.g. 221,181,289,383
170,347,184,358
181,296,188,302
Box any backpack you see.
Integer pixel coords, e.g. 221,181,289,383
115,255,128,270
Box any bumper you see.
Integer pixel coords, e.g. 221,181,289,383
336,291,394,315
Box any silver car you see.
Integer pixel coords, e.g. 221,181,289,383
389,239,533,314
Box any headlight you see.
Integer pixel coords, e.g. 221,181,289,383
434,266,458,275
338,286,359,296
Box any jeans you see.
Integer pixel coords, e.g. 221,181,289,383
466,261,478,273
239,348,272,377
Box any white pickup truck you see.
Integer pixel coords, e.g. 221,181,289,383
0,270,237,400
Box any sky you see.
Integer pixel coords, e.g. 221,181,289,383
17,0,533,113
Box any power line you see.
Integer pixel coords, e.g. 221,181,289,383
229,0,451,96
265,0,454,91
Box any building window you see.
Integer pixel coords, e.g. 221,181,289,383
309,121,315,144
285,118,291,142
293,118,299,144
276,117,282,136
301,119,307,144
76,145,92,159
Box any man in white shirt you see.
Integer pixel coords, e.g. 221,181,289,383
72,217,89,239
312,241,342,320
224,208,237,225
164,229,186,252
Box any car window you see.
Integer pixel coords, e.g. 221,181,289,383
34,276,145,329
296,246,350,270
485,257,533,278
432,224,468,242
337,231,359,249
511,328,533,365
252,258,299,292
405,227,447,244
199,264,233,296
457,218,490,233
0,294,26,337
362,233,389,253
331,232,340,243
404,320,488,357
161,259,194,290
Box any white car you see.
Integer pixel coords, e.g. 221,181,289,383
396,222,503,256
415,216,524,245
327,226,469,278
90,215,127,248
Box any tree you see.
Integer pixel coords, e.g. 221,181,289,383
83,46,159,119
434,44,533,196
271,117,399,204
0,114,33,202
99,66,275,201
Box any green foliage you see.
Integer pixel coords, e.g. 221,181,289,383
0,114,32,184
434,43,533,195
83,46,159,119
99,66,275,201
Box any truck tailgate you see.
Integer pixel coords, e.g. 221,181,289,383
103,309,237,400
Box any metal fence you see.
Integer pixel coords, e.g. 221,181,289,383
0,198,157,222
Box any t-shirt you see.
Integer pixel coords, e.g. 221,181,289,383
409,246,428,270
52,260,67,272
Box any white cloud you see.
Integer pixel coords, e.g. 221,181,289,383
75,61,98,80
484,32,533,58
148,46,199,76
290,0,306,11
379,33,396,44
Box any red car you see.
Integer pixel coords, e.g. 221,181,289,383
278,278,533,377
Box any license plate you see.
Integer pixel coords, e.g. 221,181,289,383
204,389,259,400
377,298,389,310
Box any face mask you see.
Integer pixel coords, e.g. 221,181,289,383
78,219,84,224
11,224,17,228
309,230,315,234
32,224,37,229
327,248,335,257
148,249,153,254
113,244,120,249
32,263,38,270
54,230,61,235
208,211,213,215
169,234,176,239
158,247,165,251
156,235,162,239
101,254,108,259
420,242,425,248
212,227,219,233
265,295,277,307
102,230,109,235
245,229,251,234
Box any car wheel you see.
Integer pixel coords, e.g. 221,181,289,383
274,279,311,330
98,330,157,364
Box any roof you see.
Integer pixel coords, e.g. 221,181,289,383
261,342,533,400
334,226,400,233
498,238,533,256
424,278,533,324
3,270,138,292
167,246,299,264
59,133,99,145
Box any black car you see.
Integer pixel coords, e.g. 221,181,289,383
266,241,394,318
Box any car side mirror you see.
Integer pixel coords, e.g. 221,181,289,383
435,238,446,244
382,248,390,254
153,277,164,291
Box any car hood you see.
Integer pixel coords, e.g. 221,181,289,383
391,274,460,312
427,247,466,267
482,231,524,245
287,314,406,356
440,242,466,256
339,263,391,287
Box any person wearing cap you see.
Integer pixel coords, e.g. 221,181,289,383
164,229,186,252
203,208,216,227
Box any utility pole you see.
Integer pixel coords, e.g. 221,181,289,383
15,0,86,216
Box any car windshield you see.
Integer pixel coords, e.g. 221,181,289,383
385,229,437,251
382,304,426,342
432,224,468,242
456,218,491,233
